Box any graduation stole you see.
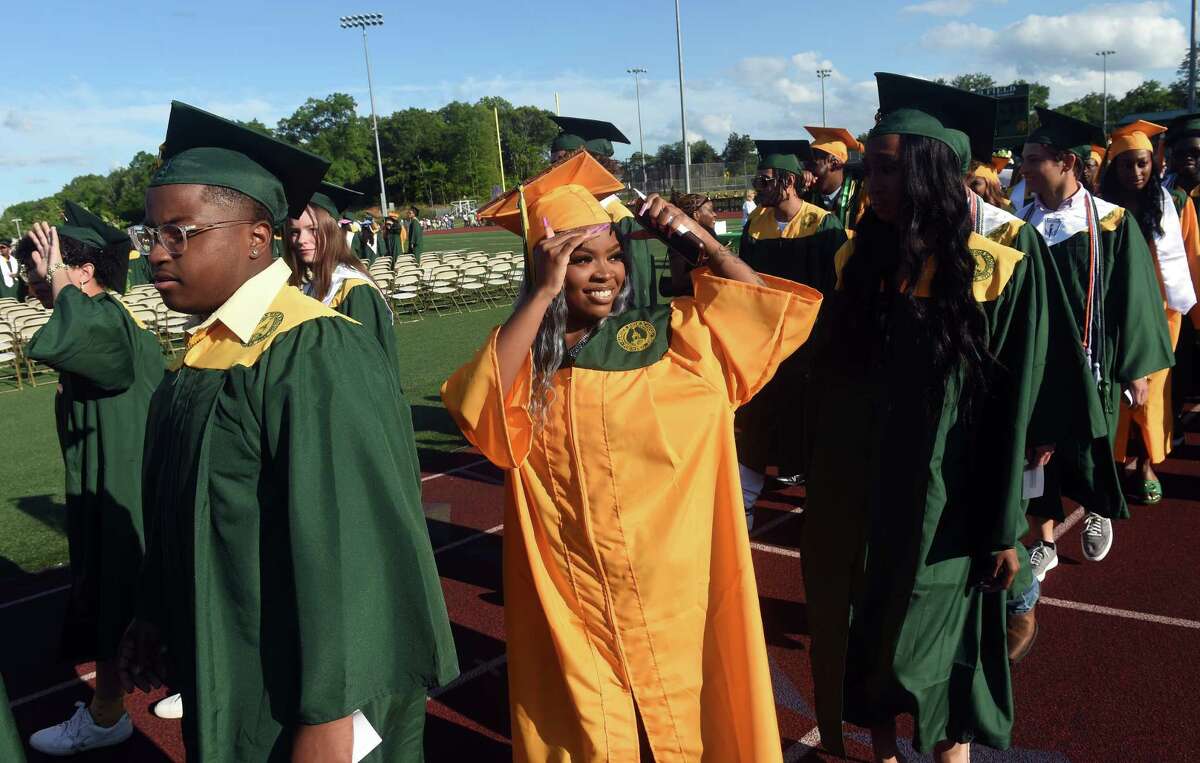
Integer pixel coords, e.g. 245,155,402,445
835,176,859,229
1024,190,1106,390
568,305,672,372
968,191,984,234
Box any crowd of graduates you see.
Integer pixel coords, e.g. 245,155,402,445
0,68,1195,763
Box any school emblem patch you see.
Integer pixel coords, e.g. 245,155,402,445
971,249,996,282
245,311,284,346
801,211,818,230
616,320,656,352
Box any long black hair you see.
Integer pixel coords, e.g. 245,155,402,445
838,134,991,403
1099,152,1165,240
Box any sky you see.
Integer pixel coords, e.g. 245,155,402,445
0,0,1195,213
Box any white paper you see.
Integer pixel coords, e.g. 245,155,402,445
713,219,727,235
1022,465,1045,500
352,709,383,763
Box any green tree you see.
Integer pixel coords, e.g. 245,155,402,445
1116,79,1181,117
942,73,996,92
720,132,756,164
275,94,376,187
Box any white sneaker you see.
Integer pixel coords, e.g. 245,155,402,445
153,692,184,719
29,701,132,756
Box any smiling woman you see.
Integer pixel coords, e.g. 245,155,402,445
443,150,823,762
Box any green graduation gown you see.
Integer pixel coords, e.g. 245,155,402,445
126,252,153,289
138,263,457,761
1021,201,1175,521
805,174,865,231
326,275,401,385
405,218,424,263
25,287,163,661
0,255,25,300
802,232,1045,754
384,229,403,261
734,202,847,474
0,675,23,763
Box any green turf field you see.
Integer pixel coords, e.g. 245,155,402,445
0,222,745,578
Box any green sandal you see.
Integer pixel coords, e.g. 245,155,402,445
1141,479,1163,505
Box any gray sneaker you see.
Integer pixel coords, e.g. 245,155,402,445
1028,541,1059,582
1081,512,1114,561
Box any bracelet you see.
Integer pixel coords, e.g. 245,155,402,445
47,263,69,280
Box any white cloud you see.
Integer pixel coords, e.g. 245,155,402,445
926,2,1184,69
904,0,976,17
1004,2,1184,69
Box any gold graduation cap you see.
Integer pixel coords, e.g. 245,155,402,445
478,150,624,282
804,126,863,163
1108,119,1167,160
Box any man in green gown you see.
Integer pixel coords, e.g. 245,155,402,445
119,101,458,763
383,215,403,262
803,125,866,231
735,139,847,523
548,116,658,307
16,206,163,757
402,205,424,263
125,249,153,289
0,238,27,300
1016,108,1174,581
802,83,1046,759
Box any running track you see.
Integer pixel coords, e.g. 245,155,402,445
3,424,1199,761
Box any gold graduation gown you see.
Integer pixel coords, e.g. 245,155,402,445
442,271,822,762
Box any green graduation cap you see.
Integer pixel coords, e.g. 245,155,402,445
754,139,812,175
549,116,630,157
1026,107,1106,163
60,201,133,294
1166,111,1200,144
874,72,998,171
309,182,364,220
150,101,331,224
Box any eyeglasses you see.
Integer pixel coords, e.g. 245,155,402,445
751,174,777,190
127,220,259,256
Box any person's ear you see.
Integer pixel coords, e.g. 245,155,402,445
77,262,95,285
249,221,273,259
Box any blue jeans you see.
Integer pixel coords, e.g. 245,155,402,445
1008,576,1040,615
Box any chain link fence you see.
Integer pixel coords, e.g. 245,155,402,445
626,160,757,199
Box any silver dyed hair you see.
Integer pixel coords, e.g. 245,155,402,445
518,262,634,428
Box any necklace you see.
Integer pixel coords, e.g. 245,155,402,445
565,326,598,361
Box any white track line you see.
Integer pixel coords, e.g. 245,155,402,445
1039,597,1200,629
434,524,504,556
0,584,70,610
12,671,96,709
1053,507,1085,540
421,457,491,482
783,726,822,762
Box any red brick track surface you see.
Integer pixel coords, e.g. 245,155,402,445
4,425,1199,761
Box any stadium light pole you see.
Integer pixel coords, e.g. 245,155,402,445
627,67,649,189
1190,0,1197,111
674,0,691,192
340,13,388,217
816,69,832,127
10,218,20,238
1096,50,1116,135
